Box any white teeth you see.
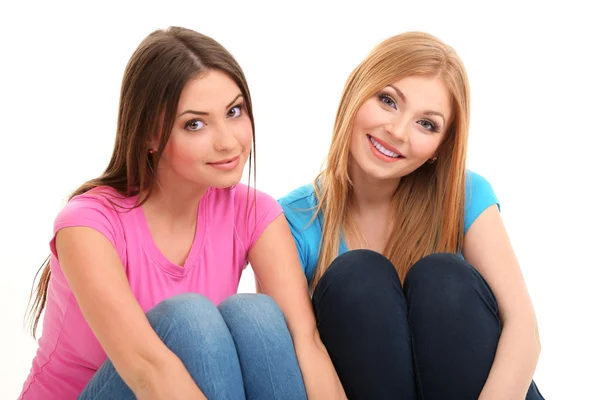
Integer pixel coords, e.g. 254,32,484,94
370,136,401,158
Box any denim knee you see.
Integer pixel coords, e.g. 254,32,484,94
315,249,400,298
218,294,287,333
146,293,231,345
404,253,497,314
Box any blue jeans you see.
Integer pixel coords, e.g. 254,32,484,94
313,250,545,399
78,293,307,399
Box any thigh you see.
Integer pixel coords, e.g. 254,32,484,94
312,250,417,400
219,293,307,400
79,293,245,400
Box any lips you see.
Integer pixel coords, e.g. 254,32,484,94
367,135,405,158
208,155,240,165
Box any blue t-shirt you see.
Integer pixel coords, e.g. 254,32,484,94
278,170,499,284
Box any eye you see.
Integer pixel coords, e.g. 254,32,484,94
185,119,205,131
378,93,397,110
417,119,438,132
228,104,243,118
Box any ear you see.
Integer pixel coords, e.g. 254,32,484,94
147,125,162,153
147,138,159,153
149,110,167,152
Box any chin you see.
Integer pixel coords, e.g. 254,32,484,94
209,172,245,189
354,158,398,181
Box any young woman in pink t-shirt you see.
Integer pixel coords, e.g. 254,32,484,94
19,26,345,400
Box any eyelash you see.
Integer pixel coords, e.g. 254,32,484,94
378,93,397,109
184,102,245,131
418,120,439,132
377,92,440,133
227,102,244,118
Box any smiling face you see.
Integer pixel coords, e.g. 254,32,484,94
151,69,253,190
349,75,453,183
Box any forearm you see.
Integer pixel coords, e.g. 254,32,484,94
293,332,346,400
479,320,541,399
121,349,206,400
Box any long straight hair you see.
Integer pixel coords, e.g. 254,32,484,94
311,31,470,290
27,26,256,337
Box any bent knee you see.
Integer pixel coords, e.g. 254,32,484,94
219,293,283,320
147,293,223,330
316,249,400,297
218,294,289,334
405,253,473,288
405,253,494,310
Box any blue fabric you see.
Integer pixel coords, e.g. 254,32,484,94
78,293,307,400
278,170,499,284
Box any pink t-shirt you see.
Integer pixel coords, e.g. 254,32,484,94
19,184,282,399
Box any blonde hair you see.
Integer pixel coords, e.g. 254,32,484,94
311,31,470,290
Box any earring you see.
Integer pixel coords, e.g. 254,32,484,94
148,148,156,155
428,156,437,164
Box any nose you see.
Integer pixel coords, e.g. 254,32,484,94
213,121,238,152
385,115,409,142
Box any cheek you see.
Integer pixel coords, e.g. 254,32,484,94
353,101,381,130
409,134,443,160
234,119,253,149
163,132,205,170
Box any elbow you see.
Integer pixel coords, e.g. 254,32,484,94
522,315,542,362
112,349,174,396
534,320,542,357
118,355,158,395
504,314,542,361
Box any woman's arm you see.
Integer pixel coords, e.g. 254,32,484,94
56,227,206,400
463,206,541,399
249,214,346,400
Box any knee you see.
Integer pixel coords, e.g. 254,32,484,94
147,293,229,341
218,294,287,334
404,253,494,310
314,249,401,302
150,293,216,320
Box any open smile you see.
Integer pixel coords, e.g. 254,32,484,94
367,135,405,162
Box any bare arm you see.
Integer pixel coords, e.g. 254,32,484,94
249,214,346,399
56,227,206,400
463,206,541,399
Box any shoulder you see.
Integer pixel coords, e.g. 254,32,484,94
52,186,132,258
220,184,283,250
464,170,500,233
278,183,321,230
55,187,133,230
224,183,282,217
278,183,318,213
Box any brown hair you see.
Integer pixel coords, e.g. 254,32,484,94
311,31,470,290
27,26,256,337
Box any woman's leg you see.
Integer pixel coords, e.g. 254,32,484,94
404,252,544,399
218,293,307,400
78,293,246,400
311,249,417,400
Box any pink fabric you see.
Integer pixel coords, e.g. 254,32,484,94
19,184,282,399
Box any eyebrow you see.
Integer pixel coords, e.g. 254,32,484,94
177,93,244,118
387,85,446,124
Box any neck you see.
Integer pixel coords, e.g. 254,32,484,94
142,170,208,228
348,157,399,215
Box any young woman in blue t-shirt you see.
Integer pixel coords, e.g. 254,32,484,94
278,32,544,399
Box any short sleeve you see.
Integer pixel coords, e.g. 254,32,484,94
234,185,283,252
464,170,500,234
279,201,310,275
50,193,125,260
277,184,322,279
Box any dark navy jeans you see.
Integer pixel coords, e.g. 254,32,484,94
312,250,544,399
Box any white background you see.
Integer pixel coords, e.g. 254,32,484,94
1,1,598,398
